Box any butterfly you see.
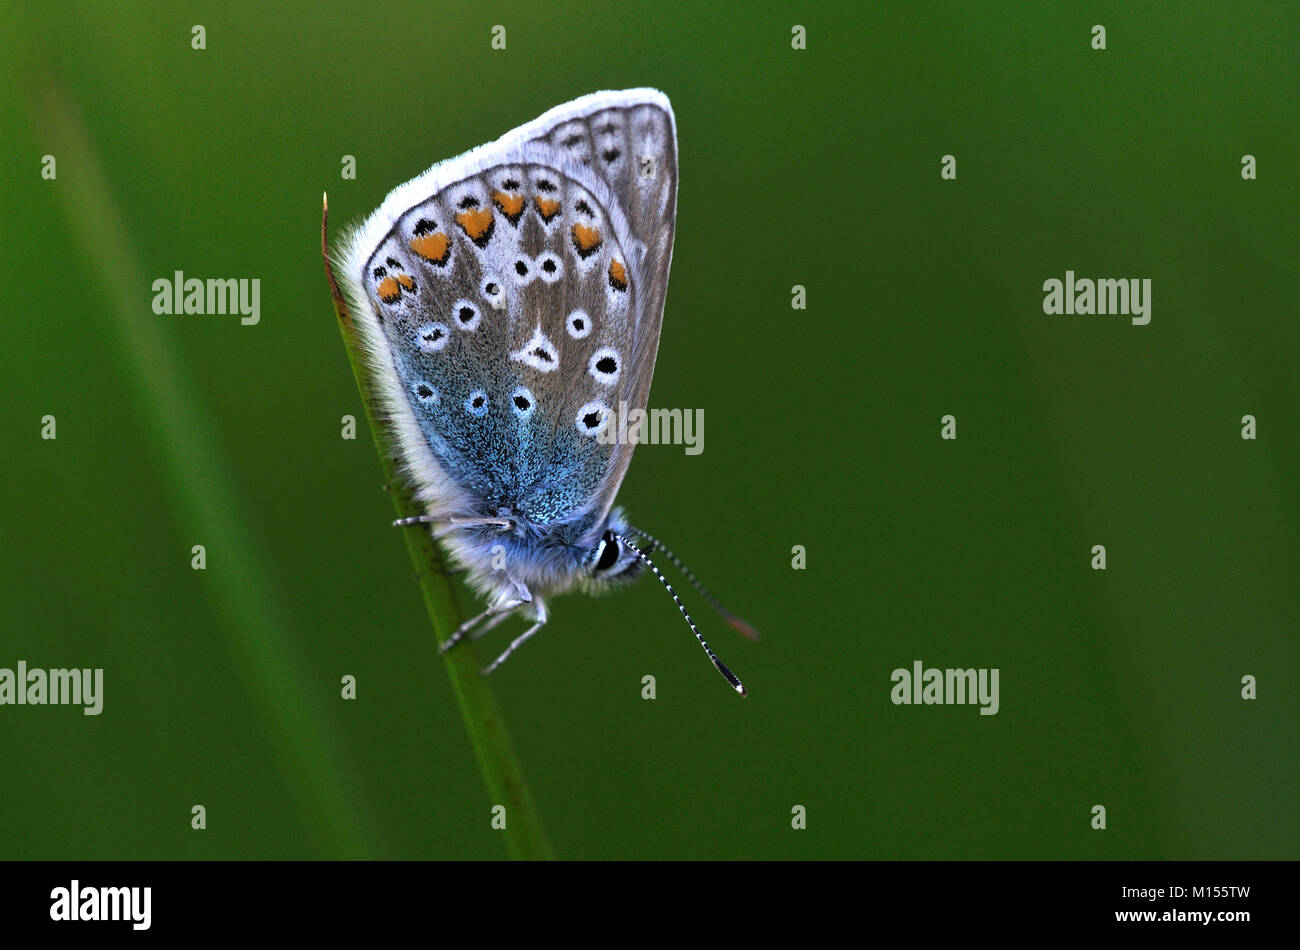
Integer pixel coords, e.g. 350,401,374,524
336,89,754,696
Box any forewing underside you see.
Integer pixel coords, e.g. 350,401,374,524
357,156,638,527
340,91,678,538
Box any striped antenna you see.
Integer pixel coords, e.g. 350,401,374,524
626,525,760,641
614,533,747,697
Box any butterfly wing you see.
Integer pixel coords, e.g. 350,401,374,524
337,90,677,544
527,92,678,534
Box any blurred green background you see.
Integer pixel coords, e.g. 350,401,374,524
1,1,1296,859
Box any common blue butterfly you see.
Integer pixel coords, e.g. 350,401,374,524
336,90,753,695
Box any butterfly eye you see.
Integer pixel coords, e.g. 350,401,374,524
594,532,621,572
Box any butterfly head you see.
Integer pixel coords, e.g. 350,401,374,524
586,528,648,589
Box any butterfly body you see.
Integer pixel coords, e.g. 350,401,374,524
336,90,749,694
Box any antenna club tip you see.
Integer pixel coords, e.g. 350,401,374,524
736,684,748,698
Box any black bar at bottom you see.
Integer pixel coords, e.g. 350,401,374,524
1,859,1286,937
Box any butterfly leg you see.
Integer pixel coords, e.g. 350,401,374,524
469,610,514,642
394,514,514,530
481,600,549,675
439,599,525,654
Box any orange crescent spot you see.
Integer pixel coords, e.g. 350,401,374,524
608,258,628,291
377,276,401,303
571,222,603,257
492,191,526,223
410,231,450,264
534,197,561,222
455,207,495,245
395,273,415,291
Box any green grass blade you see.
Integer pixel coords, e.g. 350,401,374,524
322,197,553,860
